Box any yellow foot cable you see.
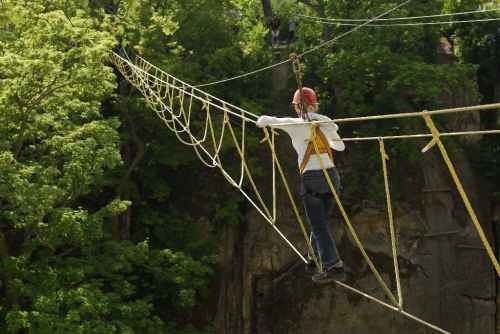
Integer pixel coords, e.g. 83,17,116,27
309,125,399,306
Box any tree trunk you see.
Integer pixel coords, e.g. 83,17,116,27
112,81,145,240
215,224,246,333
261,0,272,22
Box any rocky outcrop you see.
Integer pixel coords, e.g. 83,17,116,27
216,170,497,333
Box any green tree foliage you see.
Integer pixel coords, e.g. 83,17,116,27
5,241,213,334
0,1,216,333
2,0,272,332
1,0,499,332
0,0,120,258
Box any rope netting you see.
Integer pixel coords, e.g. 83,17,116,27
110,51,500,334
301,16,500,27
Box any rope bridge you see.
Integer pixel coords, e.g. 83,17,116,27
110,51,500,334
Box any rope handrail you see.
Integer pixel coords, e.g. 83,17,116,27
338,128,500,142
295,6,500,22
267,103,500,127
113,51,500,141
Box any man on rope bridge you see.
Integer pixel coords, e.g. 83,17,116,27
256,87,346,284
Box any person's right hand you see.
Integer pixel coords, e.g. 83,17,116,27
256,116,268,128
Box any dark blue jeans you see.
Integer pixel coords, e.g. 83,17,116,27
300,168,342,267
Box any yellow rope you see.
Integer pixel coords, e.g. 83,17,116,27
335,280,450,334
309,124,399,306
261,128,322,271
422,113,500,277
378,138,403,308
226,110,273,219
271,129,277,222
273,102,500,127
207,109,237,185
172,94,211,147
238,107,246,187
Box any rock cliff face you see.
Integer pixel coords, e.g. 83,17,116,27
216,169,497,333
215,50,498,334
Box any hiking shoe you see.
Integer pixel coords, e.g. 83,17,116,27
312,265,346,284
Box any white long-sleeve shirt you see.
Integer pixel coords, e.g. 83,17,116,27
256,112,345,172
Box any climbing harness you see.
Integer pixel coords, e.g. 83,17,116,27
299,124,334,175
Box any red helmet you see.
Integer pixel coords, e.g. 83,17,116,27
292,87,318,106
